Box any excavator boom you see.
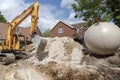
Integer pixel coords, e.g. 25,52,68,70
5,1,39,50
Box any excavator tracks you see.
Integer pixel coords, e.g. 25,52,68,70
0,36,47,65
0,53,15,65
0,51,28,65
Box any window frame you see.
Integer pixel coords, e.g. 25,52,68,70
58,28,64,33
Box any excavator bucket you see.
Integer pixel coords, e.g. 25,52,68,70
31,35,47,52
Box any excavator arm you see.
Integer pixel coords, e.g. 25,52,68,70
4,1,39,51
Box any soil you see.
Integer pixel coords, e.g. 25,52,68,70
0,37,120,80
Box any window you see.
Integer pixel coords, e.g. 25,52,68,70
58,28,63,33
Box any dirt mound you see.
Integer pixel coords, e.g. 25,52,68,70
0,37,120,80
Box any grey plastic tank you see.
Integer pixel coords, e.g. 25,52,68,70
84,22,120,55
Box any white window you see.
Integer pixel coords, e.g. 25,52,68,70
58,28,63,33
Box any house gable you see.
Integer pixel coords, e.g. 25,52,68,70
50,21,74,32
50,21,76,38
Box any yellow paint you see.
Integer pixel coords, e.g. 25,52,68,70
0,1,39,51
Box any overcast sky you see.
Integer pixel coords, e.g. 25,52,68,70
0,0,83,32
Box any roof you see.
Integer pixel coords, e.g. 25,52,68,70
19,27,31,40
59,20,74,28
0,22,9,39
71,22,87,28
50,20,88,32
25,26,43,37
0,22,42,40
50,20,74,32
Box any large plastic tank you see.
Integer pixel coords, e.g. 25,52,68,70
84,22,120,55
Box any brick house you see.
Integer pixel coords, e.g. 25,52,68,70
50,21,87,39
19,26,43,41
0,22,42,41
50,21,76,38
71,22,87,40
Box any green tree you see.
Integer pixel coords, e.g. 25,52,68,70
107,0,120,27
72,0,111,26
0,12,7,23
43,29,50,37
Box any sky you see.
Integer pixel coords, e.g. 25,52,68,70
0,0,83,33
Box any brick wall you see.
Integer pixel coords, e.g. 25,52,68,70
50,21,76,38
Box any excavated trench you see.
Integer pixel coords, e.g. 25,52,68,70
0,37,120,80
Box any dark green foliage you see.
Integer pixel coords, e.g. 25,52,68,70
72,0,111,26
43,29,50,37
107,0,120,27
0,12,7,23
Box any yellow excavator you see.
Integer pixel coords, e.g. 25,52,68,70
0,0,47,64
